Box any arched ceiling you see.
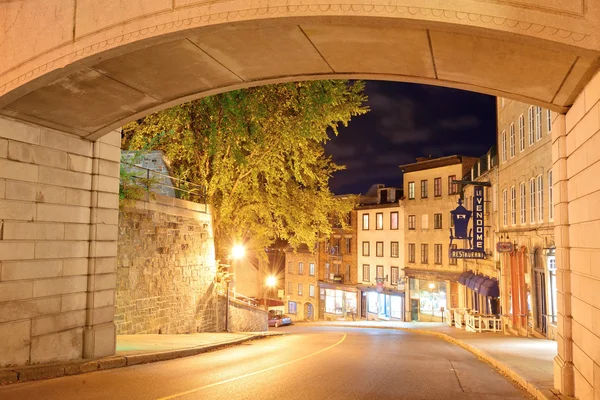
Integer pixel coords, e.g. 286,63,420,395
1,0,599,140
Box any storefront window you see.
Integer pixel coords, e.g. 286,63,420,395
418,281,446,317
549,256,557,324
391,295,403,319
345,292,357,314
288,301,297,314
325,289,345,314
367,292,378,314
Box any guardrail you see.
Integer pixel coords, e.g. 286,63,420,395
465,313,503,333
216,285,259,308
121,162,207,211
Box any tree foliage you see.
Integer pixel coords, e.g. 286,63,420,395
122,80,368,260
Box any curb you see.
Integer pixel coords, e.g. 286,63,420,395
302,323,567,400
0,332,285,386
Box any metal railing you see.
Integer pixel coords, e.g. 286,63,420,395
121,162,207,211
216,285,260,308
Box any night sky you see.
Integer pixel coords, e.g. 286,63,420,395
325,81,498,195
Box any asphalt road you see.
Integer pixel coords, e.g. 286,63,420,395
0,326,531,400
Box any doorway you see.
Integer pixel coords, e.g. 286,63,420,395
304,303,314,321
410,299,419,321
534,269,547,334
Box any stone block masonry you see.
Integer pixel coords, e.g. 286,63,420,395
0,116,120,367
116,195,218,335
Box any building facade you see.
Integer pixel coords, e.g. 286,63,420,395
400,155,478,321
496,98,556,339
461,148,500,316
284,245,318,322
317,207,359,320
356,185,405,321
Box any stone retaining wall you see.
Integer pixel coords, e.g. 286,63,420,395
217,295,268,332
115,195,217,334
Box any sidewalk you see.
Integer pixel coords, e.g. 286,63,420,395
301,320,563,400
0,331,281,385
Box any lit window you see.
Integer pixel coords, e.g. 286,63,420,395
501,130,507,162
408,182,415,200
298,283,303,296
309,284,315,297
421,214,429,230
434,213,442,229
502,189,508,227
421,244,428,264
288,301,297,314
530,178,536,223
391,267,399,285
408,215,416,230
362,265,370,282
421,180,428,198
434,244,442,264
536,107,543,141
434,177,442,197
408,244,415,263
362,213,369,230
390,212,399,230
376,212,383,230
376,265,384,280
362,241,370,256
448,175,458,195
309,263,315,276
547,109,552,135
298,262,304,275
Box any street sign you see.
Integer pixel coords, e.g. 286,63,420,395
496,242,514,253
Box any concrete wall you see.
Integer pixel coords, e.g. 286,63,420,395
0,115,120,367
115,195,217,335
554,70,600,399
217,295,268,332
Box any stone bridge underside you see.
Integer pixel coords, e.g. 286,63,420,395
1,0,600,140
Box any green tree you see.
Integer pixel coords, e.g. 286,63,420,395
122,80,368,260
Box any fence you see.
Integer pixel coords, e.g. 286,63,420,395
121,162,207,211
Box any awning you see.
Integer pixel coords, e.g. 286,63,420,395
466,274,480,289
473,276,488,293
458,271,475,285
479,278,500,297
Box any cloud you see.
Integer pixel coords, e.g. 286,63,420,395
437,115,481,131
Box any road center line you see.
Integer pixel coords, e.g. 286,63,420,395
156,333,347,400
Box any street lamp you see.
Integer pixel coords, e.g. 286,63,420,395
264,276,277,311
225,244,245,332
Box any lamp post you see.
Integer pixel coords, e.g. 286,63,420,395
225,244,245,332
264,275,277,312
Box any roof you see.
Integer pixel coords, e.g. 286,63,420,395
399,155,478,174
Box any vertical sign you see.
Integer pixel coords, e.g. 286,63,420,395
473,185,484,251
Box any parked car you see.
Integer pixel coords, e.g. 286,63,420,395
268,314,292,328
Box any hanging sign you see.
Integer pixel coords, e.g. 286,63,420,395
496,242,513,253
449,188,486,260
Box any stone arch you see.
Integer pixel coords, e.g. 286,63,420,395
303,301,315,321
1,1,600,140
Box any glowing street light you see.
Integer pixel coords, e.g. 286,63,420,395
264,276,277,311
266,276,277,287
231,244,245,260
428,282,436,290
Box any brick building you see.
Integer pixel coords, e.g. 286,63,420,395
283,245,318,321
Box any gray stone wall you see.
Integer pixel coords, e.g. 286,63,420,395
217,296,268,332
115,195,217,334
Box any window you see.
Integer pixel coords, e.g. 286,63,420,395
288,281,293,295
309,263,315,276
520,182,526,224
448,175,458,195
509,123,515,158
519,114,525,152
502,189,508,227
434,213,442,229
391,267,399,285
449,244,457,265
408,182,415,199
528,106,535,145
390,212,399,230
537,174,544,222
298,283,303,296
492,184,498,212
434,244,442,264
309,284,315,297
549,171,554,221
421,180,428,198
346,264,351,283
501,130,507,162
345,238,351,254
334,237,341,254
391,242,399,258
421,214,429,230
325,263,330,278
511,186,517,225
408,244,415,263
530,178,536,223
376,241,384,257
376,265,384,280
421,244,429,264
288,261,293,274
408,215,416,230
298,262,304,275
549,257,557,324
536,106,542,141
376,212,383,230
362,264,370,282
362,241,370,256
288,301,297,314
434,177,442,197
547,109,552,134
362,214,369,230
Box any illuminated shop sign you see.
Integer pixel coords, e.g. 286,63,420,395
449,185,486,260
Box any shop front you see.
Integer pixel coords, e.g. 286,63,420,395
318,282,357,320
357,285,404,321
